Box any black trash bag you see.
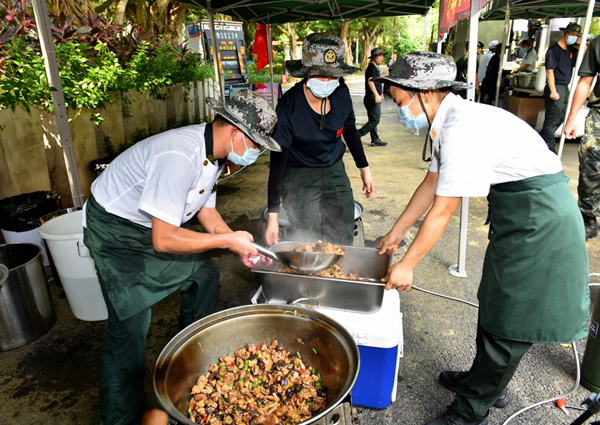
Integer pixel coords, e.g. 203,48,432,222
0,191,61,232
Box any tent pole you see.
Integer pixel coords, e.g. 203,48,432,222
267,21,275,108
494,3,511,107
31,0,84,207
466,11,480,102
557,0,595,159
207,3,224,102
449,0,480,279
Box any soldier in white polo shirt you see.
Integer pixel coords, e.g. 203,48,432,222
82,90,280,425
375,52,589,425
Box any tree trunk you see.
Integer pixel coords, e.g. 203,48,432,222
285,23,298,60
113,0,129,25
359,22,383,70
135,0,148,32
153,0,169,34
340,21,353,65
168,2,187,37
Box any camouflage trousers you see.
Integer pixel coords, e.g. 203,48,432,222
578,107,600,217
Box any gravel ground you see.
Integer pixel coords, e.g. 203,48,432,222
0,76,598,425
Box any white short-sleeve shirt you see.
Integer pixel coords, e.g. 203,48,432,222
428,93,562,198
522,48,538,68
84,124,223,228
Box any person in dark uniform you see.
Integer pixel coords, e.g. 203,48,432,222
480,43,501,105
359,47,388,146
376,51,589,425
455,41,482,99
265,33,375,247
539,22,582,153
83,91,281,425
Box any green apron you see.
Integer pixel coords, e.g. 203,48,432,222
83,195,214,322
282,158,355,245
479,171,590,344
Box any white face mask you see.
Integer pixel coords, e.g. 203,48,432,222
227,132,260,166
306,78,340,98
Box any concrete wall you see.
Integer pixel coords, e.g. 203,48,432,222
0,81,215,207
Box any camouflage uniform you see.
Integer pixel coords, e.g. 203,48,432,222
578,108,600,218
83,90,278,425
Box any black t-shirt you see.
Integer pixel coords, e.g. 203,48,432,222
545,42,578,85
578,35,600,108
365,63,382,95
273,80,357,168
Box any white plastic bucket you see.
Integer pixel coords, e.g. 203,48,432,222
1,228,49,267
38,210,108,321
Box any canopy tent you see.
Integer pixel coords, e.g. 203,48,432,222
481,0,600,21
180,0,435,23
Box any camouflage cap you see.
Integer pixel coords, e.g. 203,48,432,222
373,51,469,90
286,33,360,78
206,90,281,152
560,22,582,35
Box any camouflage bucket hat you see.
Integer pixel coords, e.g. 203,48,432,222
206,90,281,152
285,33,360,78
373,51,468,90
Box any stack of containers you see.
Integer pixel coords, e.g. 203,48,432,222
252,288,403,409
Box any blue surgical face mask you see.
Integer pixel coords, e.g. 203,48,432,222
397,94,430,130
566,35,578,45
228,132,260,166
306,78,340,98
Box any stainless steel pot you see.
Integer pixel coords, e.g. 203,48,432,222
514,74,536,89
0,243,56,351
154,304,360,425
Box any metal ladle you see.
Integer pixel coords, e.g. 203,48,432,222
215,226,342,273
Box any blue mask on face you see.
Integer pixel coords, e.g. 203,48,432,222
306,78,340,98
228,132,261,166
566,35,578,45
397,94,430,130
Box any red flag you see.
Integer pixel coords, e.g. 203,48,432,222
252,23,272,71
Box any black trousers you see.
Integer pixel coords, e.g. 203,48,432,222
539,84,569,153
359,94,381,142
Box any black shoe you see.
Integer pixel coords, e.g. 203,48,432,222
425,407,488,425
371,139,388,147
583,214,598,240
439,371,510,408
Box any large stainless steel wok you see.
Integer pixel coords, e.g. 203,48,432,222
154,304,360,425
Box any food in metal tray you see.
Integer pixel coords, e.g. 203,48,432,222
279,240,345,256
279,264,369,281
188,340,327,425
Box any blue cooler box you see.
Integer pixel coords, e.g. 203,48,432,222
251,288,403,409
316,290,403,409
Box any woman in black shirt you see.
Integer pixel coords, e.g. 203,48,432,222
265,33,374,245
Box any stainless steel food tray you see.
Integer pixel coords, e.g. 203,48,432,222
251,242,393,313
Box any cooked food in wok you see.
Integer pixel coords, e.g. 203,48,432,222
279,241,345,256
188,340,327,425
280,264,368,281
